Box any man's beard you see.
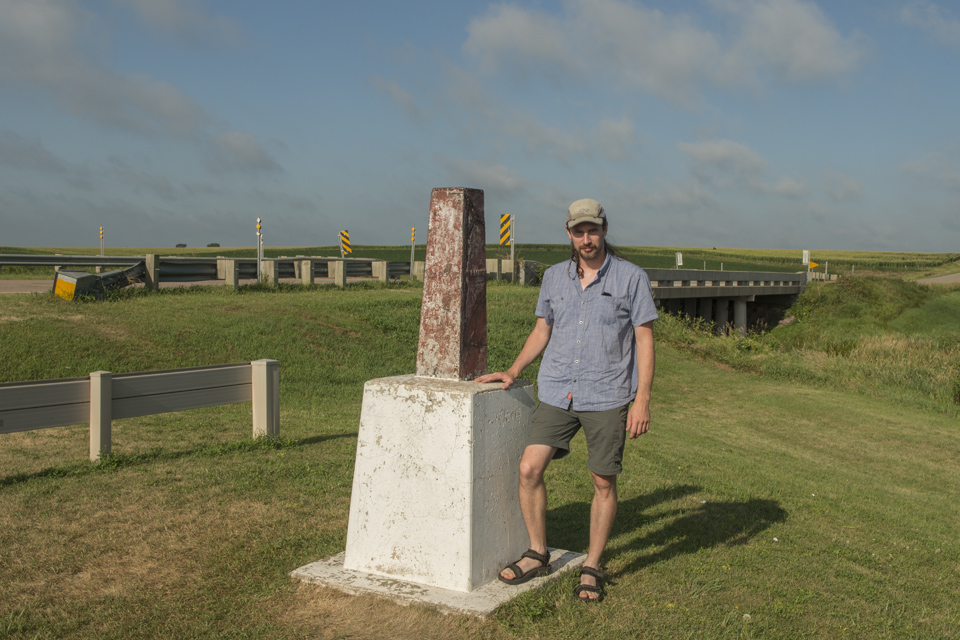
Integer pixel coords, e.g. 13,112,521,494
576,240,603,261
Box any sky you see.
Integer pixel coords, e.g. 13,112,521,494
1,0,959,252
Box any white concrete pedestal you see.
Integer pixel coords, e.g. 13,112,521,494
343,374,535,593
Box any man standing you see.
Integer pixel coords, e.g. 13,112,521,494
476,198,657,603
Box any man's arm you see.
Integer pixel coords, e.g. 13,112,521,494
475,317,552,389
626,320,655,439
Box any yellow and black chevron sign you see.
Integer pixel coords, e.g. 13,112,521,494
499,214,511,246
339,230,351,254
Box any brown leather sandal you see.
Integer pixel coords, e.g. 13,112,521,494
498,549,551,585
574,566,605,603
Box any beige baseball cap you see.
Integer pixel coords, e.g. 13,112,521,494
566,198,606,229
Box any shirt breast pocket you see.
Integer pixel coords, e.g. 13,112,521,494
598,296,630,325
597,297,626,362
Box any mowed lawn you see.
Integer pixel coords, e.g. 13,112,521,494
0,283,958,639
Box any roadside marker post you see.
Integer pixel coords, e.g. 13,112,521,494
256,218,263,282
410,227,416,281
99,226,104,257
675,251,683,268
340,230,351,258
500,214,515,278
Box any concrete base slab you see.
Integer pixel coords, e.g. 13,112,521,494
291,548,585,618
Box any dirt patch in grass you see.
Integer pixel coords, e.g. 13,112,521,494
281,584,506,640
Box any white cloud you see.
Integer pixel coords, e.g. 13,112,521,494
593,116,640,161
634,178,720,211
435,64,638,164
206,131,281,173
721,0,870,82
116,0,246,46
751,175,807,198
576,0,723,102
824,170,863,202
463,4,575,76
679,139,767,175
901,1,960,47
115,169,177,200
0,0,208,136
370,76,425,124
901,150,960,191
441,158,530,198
462,0,869,105
678,138,807,199
0,131,66,173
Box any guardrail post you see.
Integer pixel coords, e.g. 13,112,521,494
331,260,346,288
224,260,239,288
485,258,500,281
301,259,314,285
372,261,388,282
252,359,280,438
89,371,112,461
262,260,277,286
145,254,159,290
502,259,515,282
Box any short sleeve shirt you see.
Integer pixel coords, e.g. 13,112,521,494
535,253,658,411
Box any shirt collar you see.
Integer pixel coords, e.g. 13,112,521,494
566,250,613,280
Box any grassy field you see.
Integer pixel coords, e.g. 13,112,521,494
1,280,959,639
3,245,958,280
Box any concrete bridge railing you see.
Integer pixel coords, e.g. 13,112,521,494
0,360,279,461
647,268,807,334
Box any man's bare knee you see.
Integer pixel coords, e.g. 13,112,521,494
519,459,546,486
591,472,617,496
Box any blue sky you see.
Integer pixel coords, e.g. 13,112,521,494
1,0,959,252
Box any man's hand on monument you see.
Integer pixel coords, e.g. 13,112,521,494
475,371,517,389
626,400,650,439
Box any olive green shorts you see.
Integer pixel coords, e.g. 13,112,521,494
527,402,629,476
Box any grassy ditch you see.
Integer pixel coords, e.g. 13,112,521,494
658,276,960,417
1,282,959,639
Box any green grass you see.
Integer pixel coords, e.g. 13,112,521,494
656,277,960,417
1,281,959,639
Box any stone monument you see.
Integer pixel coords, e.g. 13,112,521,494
292,188,584,615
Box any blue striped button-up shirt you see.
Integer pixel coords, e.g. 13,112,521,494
535,253,658,411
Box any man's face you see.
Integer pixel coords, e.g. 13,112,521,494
567,221,606,261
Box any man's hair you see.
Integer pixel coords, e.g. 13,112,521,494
569,222,619,279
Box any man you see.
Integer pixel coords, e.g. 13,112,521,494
476,198,657,603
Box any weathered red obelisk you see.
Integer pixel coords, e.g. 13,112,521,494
416,187,487,380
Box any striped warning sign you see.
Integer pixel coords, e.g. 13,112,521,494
499,214,511,246
340,230,351,255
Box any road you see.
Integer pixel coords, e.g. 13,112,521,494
917,272,960,284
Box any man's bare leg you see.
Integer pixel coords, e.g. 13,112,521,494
579,471,617,600
500,444,556,581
